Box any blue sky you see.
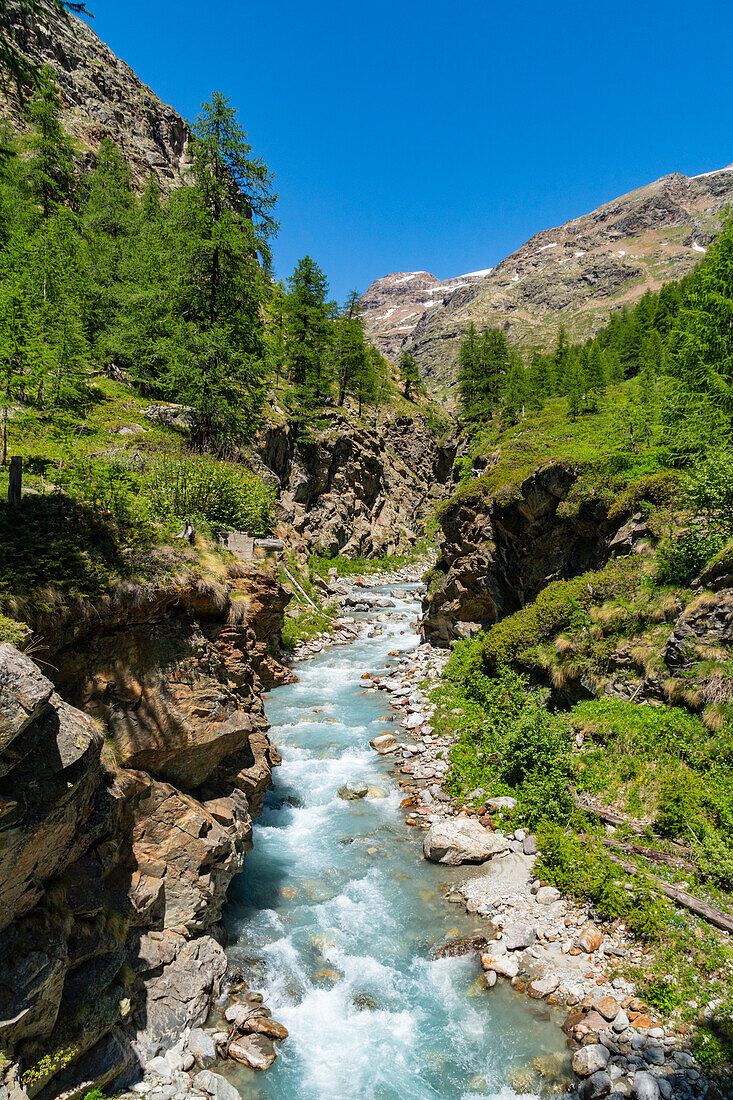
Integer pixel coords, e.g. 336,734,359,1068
82,0,732,303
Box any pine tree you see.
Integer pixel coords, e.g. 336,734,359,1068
502,349,527,423
22,66,76,220
457,324,508,423
398,350,422,400
285,256,333,410
157,93,277,448
82,138,135,353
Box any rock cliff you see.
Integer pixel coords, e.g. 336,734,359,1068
422,463,613,645
256,412,457,558
367,167,733,388
0,566,290,1100
3,2,190,191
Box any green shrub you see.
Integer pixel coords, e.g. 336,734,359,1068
535,822,672,940
0,613,29,646
143,453,275,537
643,977,685,1015
692,1023,733,1068
656,527,725,585
479,556,643,672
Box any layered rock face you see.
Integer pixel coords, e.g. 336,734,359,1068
371,167,733,387
359,270,491,363
4,2,190,191
0,567,290,1100
422,463,611,645
257,413,457,558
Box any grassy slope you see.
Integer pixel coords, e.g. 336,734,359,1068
428,387,733,1069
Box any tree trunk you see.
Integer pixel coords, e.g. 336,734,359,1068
606,852,733,934
8,455,21,505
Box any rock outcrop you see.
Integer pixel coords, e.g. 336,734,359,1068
256,412,456,558
422,462,612,645
368,167,733,388
0,567,290,1100
3,2,190,191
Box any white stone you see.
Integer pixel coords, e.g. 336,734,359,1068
571,1044,610,1076
423,820,510,865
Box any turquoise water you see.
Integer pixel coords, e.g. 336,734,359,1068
222,586,571,1100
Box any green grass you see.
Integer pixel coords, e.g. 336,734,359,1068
309,544,427,578
437,382,673,523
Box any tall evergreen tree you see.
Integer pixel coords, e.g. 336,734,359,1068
285,256,332,409
398,349,422,400
22,66,76,219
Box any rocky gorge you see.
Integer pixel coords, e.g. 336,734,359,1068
0,564,292,1100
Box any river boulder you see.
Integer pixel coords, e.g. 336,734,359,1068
338,783,368,800
423,819,510,865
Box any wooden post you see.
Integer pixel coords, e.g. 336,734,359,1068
8,456,21,506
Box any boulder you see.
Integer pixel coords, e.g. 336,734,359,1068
486,796,518,812
227,1034,276,1071
338,783,368,800
535,885,562,905
572,1044,610,1076
187,1028,217,1067
501,921,536,951
369,734,397,753
577,924,604,952
194,1070,244,1100
580,1071,612,1099
528,975,560,998
423,820,510,865
632,1071,661,1100
480,953,519,979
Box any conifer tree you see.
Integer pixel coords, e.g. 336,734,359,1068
457,323,508,423
22,66,76,219
285,256,333,410
502,349,527,423
398,350,422,400
158,93,277,448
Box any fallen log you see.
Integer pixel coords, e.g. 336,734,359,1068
574,796,692,858
598,836,697,873
606,853,733,935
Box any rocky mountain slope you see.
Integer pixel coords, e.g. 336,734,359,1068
366,167,733,388
255,410,458,559
0,567,291,1100
359,270,491,362
3,2,189,190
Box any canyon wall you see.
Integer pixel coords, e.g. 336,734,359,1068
256,412,458,559
0,566,290,1100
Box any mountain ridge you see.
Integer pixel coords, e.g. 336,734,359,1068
362,165,733,388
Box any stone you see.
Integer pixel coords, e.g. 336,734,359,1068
147,1056,173,1080
0,643,52,751
227,1034,276,1071
577,924,604,952
580,1072,612,1100
613,1009,630,1033
337,783,368,800
522,834,538,855
572,1044,611,1076
479,953,519,979
187,1029,217,1067
486,796,517,812
194,1070,243,1100
632,1071,661,1100
501,921,536,951
594,996,620,1021
535,885,562,905
369,734,397,753
423,819,510,865
643,1045,664,1065
529,975,560,998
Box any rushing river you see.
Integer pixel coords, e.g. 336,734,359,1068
221,585,571,1100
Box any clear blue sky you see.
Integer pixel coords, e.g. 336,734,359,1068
82,0,732,304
